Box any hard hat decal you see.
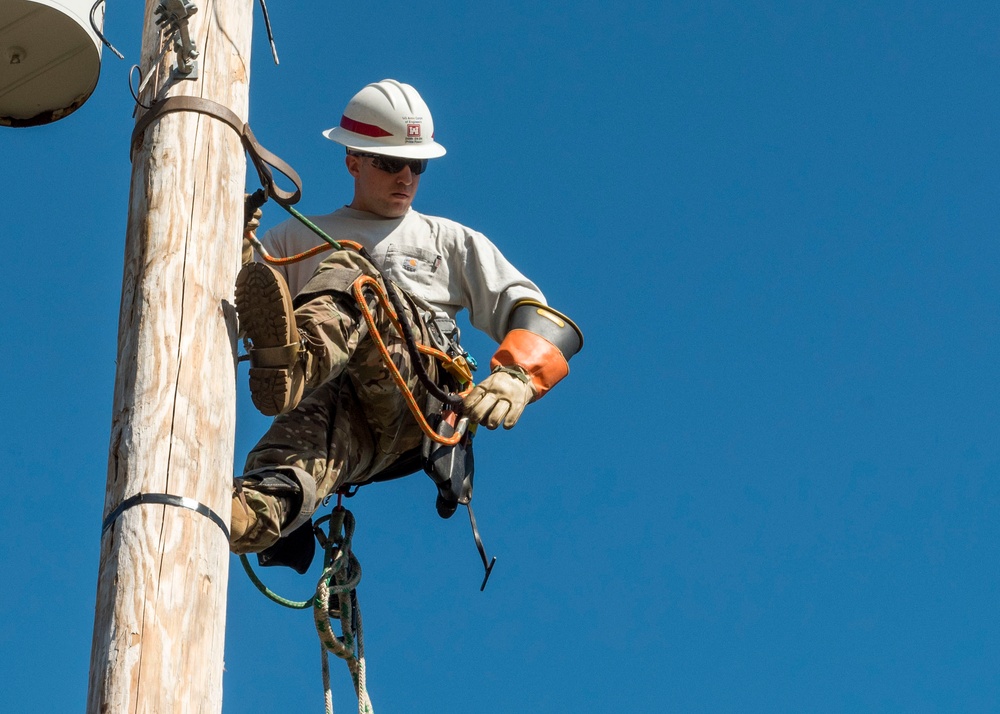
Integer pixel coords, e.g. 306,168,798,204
340,115,391,138
406,123,421,139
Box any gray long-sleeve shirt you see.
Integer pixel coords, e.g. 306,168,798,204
260,206,546,343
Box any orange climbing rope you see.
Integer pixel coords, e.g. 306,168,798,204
351,272,472,446
246,229,473,446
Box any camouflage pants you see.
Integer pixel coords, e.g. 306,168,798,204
234,250,437,552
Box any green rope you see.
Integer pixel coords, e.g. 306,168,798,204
312,509,374,713
239,507,374,712
280,203,342,251
238,553,313,609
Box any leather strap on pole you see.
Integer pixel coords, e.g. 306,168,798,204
130,95,303,206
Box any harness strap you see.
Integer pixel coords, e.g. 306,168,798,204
130,95,303,206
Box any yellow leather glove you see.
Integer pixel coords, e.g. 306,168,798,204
462,365,537,430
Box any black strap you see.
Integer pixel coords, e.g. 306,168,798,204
130,95,302,206
102,492,230,540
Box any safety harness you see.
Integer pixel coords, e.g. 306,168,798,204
242,193,496,589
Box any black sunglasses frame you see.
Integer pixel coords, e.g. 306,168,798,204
349,151,428,175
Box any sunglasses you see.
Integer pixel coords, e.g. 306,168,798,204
349,151,428,175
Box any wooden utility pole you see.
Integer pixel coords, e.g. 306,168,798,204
88,1,253,711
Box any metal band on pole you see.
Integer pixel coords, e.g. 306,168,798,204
102,492,230,540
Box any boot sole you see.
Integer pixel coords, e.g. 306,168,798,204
235,263,298,416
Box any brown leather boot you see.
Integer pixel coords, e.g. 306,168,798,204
229,490,275,555
229,466,317,554
235,262,308,416
229,495,255,546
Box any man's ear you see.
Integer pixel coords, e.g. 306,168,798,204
345,153,362,178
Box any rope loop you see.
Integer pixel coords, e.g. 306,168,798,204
240,506,374,713
312,508,375,713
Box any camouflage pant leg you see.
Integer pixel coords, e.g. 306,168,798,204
293,250,439,475
294,292,365,389
343,266,439,478
237,377,376,549
290,249,428,392
235,250,437,552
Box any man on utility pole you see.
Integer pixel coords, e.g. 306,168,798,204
231,79,583,559
87,2,252,712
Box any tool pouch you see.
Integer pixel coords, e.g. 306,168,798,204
422,403,475,519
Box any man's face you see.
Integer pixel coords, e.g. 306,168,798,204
347,152,424,218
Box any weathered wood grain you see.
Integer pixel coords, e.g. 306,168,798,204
88,2,253,712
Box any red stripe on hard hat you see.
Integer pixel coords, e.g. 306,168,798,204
340,115,392,138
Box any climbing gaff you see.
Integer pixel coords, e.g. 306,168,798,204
467,503,496,592
0,0,107,126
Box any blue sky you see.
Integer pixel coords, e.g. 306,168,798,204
3,1,999,712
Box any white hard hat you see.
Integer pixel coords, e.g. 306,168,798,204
322,79,446,159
